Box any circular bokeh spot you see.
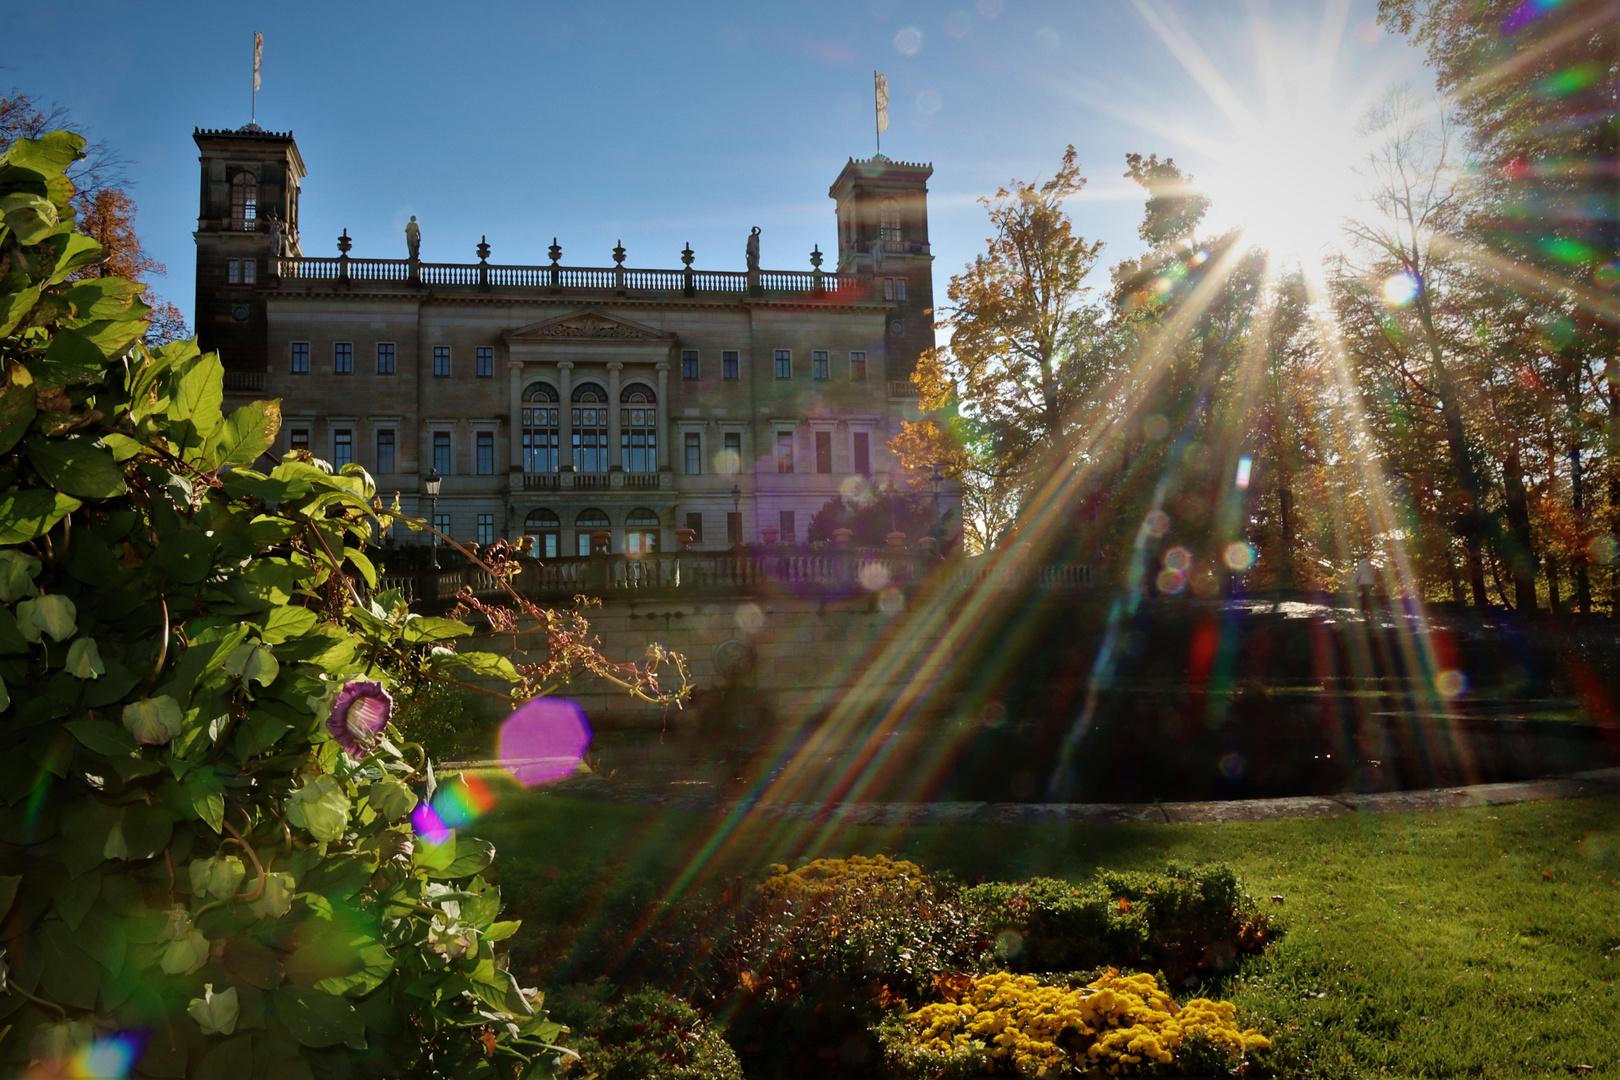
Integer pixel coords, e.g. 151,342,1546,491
1383,272,1419,306
1224,541,1256,571
1218,752,1248,780
498,698,592,787
1434,669,1468,699
894,26,922,54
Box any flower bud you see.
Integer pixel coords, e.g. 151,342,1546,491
249,872,297,920
187,983,239,1036
122,695,183,745
189,856,246,900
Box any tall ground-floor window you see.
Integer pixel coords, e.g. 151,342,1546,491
523,382,559,473
525,508,560,559
572,385,609,473
576,508,610,555
620,383,657,472
626,508,661,555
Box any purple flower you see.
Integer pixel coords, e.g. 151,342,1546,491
326,680,393,759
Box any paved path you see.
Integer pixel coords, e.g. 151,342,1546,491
497,766,1620,826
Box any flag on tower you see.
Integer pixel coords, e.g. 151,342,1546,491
253,32,263,93
875,72,889,134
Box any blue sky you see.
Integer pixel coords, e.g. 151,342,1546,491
5,1,1426,325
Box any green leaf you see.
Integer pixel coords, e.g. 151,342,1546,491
149,528,217,584
65,636,105,679
65,717,138,757
413,833,458,874
38,919,101,1009
224,641,279,687
256,606,318,645
401,616,474,645
433,837,496,880
0,191,60,244
223,937,285,989
61,277,146,320
25,435,127,498
297,855,377,902
485,920,521,942
0,876,18,918
216,399,281,468
193,1034,253,1080
17,593,77,641
286,775,350,842
0,378,37,455
4,131,87,177
0,489,80,544
0,283,43,338
435,650,521,682
271,988,367,1049
123,695,184,745
187,770,226,833
172,351,225,438
0,549,42,602
42,325,112,369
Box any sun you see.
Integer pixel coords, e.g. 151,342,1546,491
1199,92,1370,264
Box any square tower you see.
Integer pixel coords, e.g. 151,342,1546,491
193,125,305,376
829,155,934,382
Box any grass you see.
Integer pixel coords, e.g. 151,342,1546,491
468,787,1620,1078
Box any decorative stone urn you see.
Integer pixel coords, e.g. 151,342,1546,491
886,530,907,547
675,527,697,550
761,526,780,546
832,527,854,546
590,530,611,554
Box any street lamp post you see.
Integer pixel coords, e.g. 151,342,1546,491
423,467,442,570
731,484,741,550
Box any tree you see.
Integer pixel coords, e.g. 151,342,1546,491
895,146,1112,551
0,130,685,1078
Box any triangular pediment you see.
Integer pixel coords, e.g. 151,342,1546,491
505,309,674,343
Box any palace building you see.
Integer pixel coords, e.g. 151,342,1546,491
192,123,946,556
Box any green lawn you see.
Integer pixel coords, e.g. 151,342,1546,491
469,788,1620,1078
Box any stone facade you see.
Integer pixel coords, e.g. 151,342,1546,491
193,124,953,555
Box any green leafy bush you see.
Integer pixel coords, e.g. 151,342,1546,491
0,131,681,1079
960,862,1277,986
548,984,741,1080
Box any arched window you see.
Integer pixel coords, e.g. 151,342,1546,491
522,382,559,473
524,508,560,559
575,508,610,556
230,171,259,229
626,508,661,556
620,382,658,473
572,383,609,473
879,198,902,245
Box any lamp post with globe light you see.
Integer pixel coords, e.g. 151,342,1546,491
423,468,442,570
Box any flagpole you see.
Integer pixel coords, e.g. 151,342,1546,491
874,70,880,156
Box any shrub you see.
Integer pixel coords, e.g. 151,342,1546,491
715,855,987,1078
960,863,1276,985
548,984,742,1080
878,970,1272,1078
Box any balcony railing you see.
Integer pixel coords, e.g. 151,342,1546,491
374,552,1098,606
519,471,666,491
222,371,266,392
273,256,871,298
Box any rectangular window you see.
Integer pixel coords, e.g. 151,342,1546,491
684,432,702,475
896,278,907,301
780,510,796,544
723,432,742,475
432,431,452,474
884,277,895,301
685,512,703,543
576,532,593,557
722,350,739,380
776,431,794,474
727,512,742,546
242,259,255,285
476,513,495,546
682,350,699,380
334,342,352,374
775,349,791,379
376,343,395,375
476,431,495,475
815,431,832,474
332,429,353,469
434,513,452,539
227,260,240,284
812,351,829,380
853,432,871,476
290,342,309,374
476,347,493,378
375,430,396,474
433,346,451,377
290,427,310,454
850,351,867,381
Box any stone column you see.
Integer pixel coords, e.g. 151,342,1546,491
556,361,573,471
606,362,623,474
508,359,524,478
655,362,669,472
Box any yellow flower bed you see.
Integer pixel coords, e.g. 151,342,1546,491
893,970,1270,1077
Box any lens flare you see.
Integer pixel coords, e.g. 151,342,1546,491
430,774,498,830
1435,669,1468,699
1163,546,1193,573
894,26,922,54
1218,752,1248,779
1234,455,1252,490
411,801,450,844
1143,509,1170,537
1595,262,1619,289
498,697,593,786
1589,534,1618,566
1156,568,1186,594
42,1033,145,1080
1383,273,1419,306
1223,542,1256,572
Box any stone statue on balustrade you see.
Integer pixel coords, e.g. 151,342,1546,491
405,216,422,261
745,226,761,271
266,212,283,257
